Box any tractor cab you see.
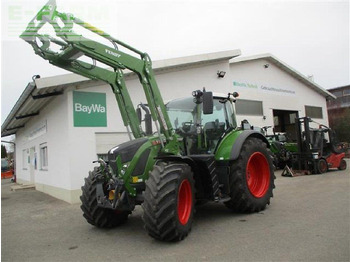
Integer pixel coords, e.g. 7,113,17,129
166,93,237,155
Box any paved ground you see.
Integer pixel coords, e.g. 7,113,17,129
2,163,350,262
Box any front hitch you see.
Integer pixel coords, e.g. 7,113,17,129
95,171,135,212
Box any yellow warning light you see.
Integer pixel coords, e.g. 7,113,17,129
109,190,115,200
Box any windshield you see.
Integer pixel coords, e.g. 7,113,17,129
166,96,237,154
166,97,236,130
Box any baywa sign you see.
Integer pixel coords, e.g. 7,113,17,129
73,91,107,127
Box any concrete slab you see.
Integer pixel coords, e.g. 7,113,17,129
10,184,35,191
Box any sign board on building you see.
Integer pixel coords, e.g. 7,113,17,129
73,91,107,127
26,120,47,141
233,81,296,96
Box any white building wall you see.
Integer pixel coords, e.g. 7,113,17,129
15,91,71,200
229,59,329,129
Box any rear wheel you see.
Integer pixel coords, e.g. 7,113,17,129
80,168,129,228
317,158,328,174
142,162,194,241
225,137,275,212
338,158,347,170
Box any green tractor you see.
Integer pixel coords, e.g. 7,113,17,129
261,126,297,169
21,0,275,241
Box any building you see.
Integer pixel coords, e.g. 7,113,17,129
327,85,350,149
1,50,335,203
327,85,350,122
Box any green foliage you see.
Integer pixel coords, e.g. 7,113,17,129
1,145,8,158
331,108,350,143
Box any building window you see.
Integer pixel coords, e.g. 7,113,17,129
235,99,263,116
305,106,323,119
40,143,48,170
332,90,343,97
343,89,350,96
22,149,29,170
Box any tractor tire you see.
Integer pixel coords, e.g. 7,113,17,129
338,158,347,170
225,137,275,213
142,162,195,241
80,168,129,228
317,158,328,174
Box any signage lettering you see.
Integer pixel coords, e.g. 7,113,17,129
73,91,107,127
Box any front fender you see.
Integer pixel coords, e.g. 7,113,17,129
215,130,269,161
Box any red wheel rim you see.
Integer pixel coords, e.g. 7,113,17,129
177,179,192,225
246,152,270,198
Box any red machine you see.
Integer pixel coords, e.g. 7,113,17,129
291,117,346,174
1,158,14,179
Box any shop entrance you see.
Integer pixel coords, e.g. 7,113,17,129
273,110,299,142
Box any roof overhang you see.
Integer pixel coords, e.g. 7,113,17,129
1,82,65,137
230,53,336,100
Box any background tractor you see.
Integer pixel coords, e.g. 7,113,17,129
261,126,297,169
21,0,275,241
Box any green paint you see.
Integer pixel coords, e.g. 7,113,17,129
233,81,258,89
215,130,243,160
285,142,298,152
73,91,107,127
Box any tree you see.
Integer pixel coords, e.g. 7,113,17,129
1,145,8,158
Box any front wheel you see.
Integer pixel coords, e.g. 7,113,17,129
317,158,328,174
225,137,275,212
142,162,194,241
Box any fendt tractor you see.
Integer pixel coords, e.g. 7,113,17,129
21,0,275,241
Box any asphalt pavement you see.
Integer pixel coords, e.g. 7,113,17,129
1,162,350,262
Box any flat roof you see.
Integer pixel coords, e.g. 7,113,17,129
327,85,350,92
230,53,336,100
1,50,241,137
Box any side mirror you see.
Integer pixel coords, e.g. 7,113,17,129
203,91,213,115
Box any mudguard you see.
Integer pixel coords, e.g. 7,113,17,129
215,130,269,161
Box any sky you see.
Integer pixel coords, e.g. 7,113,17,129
1,0,349,128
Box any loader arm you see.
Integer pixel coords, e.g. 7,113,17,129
20,0,177,153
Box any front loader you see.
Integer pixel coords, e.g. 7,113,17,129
21,0,275,241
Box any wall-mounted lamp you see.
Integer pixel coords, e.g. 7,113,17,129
217,71,226,78
32,74,41,81
264,64,269,69
263,116,267,120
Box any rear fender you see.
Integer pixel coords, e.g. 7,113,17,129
215,130,269,161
